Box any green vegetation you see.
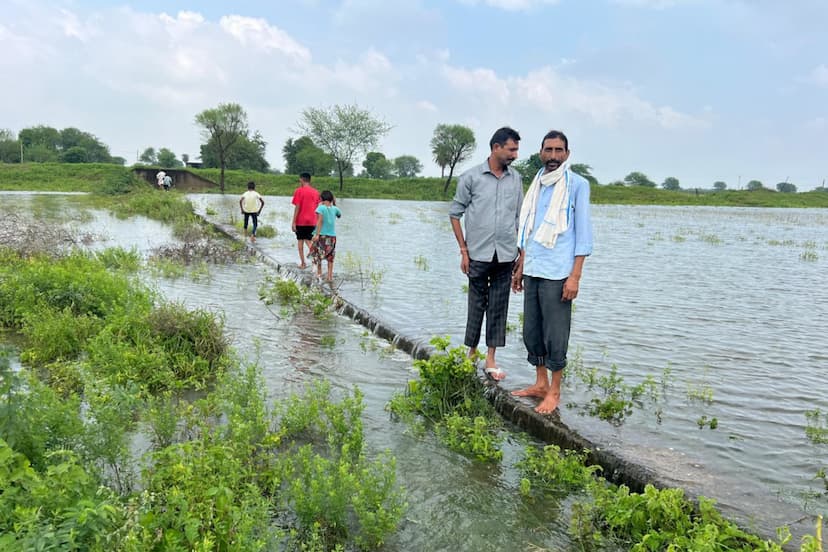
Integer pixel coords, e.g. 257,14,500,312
0,248,404,550
806,409,828,445
388,337,503,462
4,163,828,207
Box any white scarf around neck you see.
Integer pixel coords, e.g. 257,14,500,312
518,161,570,249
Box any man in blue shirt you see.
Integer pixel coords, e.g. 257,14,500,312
511,130,594,413
449,127,524,380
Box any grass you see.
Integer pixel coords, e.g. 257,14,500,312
4,163,828,207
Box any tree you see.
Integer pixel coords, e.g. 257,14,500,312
139,147,157,164
362,151,394,179
19,126,60,151
776,181,797,193
195,103,249,191
430,124,476,193
283,136,334,176
59,127,111,162
296,103,392,191
571,163,599,186
746,180,764,191
394,155,422,178
513,153,543,181
624,171,656,187
201,132,269,173
712,181,726,191
157,148,182,168
662,176,681,190
61,146,87,163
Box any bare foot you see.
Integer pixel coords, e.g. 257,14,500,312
298,263,307,269
534,392,560,414
511,385,550,398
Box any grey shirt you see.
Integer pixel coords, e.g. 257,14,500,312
449,159,523,263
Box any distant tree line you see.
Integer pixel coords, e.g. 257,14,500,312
5,109,825,194
0,126,124,165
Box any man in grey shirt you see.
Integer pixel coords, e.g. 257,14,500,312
449,127,523,380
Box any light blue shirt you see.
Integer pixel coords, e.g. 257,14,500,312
315,204,341,236
523,170,593,280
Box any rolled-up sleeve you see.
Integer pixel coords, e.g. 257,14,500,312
449,174,471,219
573,180,593,257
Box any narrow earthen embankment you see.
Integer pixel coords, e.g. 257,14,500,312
132,168,218,192
204,216,810,549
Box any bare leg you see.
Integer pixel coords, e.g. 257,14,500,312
485,346,497,369
512,365,550,398
467,346,478,359
534,370,563,414
325,260,334,281
297,240,307,268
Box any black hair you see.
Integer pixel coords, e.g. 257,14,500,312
247,181,255,190
540,130,569,151
320,190,334,202
299,172,311,181
489,127,521,150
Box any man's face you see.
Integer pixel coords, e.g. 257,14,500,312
492,138,520,168
539,137,569,172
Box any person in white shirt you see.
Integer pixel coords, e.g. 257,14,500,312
239,181,265,242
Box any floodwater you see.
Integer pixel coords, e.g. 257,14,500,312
3,192,827,548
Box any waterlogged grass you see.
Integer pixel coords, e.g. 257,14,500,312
388,337,503,462
0,247,405,550
806,409,828,445
258,275,333,318
385,338,823,549
339,252,386,292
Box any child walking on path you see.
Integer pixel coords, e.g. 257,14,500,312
310,190,342,282
239,181,265,242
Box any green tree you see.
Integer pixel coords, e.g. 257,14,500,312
296,103,392,191
25,144,59,163
200,132,269,173
514,153,543,181
776,181,797,193
195,102,249,191
394,155,422,178
430,124,476,193
713,181,727,191
0,129,19,163
571,163,599,186
157,148,182,168
58,127,111,162
624,171,656,187
662,176,681,190
746,180,764,191
283,136,334,176
61,146,87,163
19,125,60,151
362,151,394,179
139,147,157,164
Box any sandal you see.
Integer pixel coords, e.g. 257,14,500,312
483,366,506,382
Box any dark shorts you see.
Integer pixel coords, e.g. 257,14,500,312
295,225,315,240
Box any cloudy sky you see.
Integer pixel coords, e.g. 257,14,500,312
2,0,827,189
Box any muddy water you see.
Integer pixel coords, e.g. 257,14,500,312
188,194,828,524
4,192,827,545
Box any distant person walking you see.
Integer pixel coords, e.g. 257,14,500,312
449,127,524,381
156,170,166,190
239,181,265,242
511,130,593,414
291,172,320,269
310,190,341,282
162,174,172,190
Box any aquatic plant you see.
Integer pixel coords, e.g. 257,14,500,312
517,444,600,496
413,254,429,270
805,409,828,444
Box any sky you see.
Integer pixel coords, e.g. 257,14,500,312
2,0,827,189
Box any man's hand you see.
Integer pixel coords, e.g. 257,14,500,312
511,265,524,293
460,251,469,275
291,222,297,232
562,276,580,301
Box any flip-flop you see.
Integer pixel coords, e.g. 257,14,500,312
483,366,506,382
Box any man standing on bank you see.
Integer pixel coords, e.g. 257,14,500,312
291,172,320,269
449,127,524,381
511,130,593,414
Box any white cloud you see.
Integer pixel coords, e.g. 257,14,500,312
416,100,438,112
219,15,311,63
